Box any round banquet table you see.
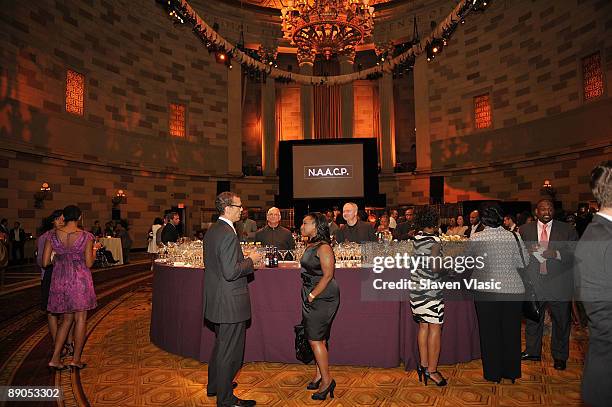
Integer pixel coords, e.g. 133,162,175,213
150,263,480,368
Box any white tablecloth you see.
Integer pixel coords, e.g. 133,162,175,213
100,237,123,265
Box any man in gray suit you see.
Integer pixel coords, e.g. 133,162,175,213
520,198,578,370
575,161,612,407
204,192,262,407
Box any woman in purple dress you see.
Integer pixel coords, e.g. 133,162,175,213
37,209,75,355
43,205,97,371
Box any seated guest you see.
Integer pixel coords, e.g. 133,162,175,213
255,207,295,250
394,207,417,240
103,221,114,237
367,213,378,229
160,212,180,244
464,210,485,237
234,208,257,242
447,215,468,236
334,203,376,243
377,214,392,233
503,214,519,232
333,206,345,225
90,221,103,238
389,209,399,230
376,214,393,242
325,209,339,237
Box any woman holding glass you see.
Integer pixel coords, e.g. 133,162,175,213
300,212,340,401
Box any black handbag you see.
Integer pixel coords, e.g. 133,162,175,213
294,324,314,364
512,232,543,322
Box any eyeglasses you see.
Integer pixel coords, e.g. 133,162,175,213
229,204,243,209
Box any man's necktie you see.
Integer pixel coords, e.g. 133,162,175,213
539,223,548,275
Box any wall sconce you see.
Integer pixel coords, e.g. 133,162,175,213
540,179,556,200
34,182,52,209
111,189,126,207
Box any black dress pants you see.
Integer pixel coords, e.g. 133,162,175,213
207,321,246,407
525,301,571,361
474,293,523,381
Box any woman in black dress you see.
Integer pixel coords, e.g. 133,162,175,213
300,212,340,401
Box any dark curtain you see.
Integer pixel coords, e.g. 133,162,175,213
313,59,342,139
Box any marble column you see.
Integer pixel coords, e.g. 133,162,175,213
413,55,431,172
227,65,243,176
339,56,354,138
261,78,277,176
378,73,396,173
300,63,314,139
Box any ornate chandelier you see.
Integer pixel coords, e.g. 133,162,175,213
281,0,375,65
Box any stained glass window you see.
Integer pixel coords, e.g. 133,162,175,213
65,70,84,116
169,103,186,137
474,94,491,129
582,52,604,101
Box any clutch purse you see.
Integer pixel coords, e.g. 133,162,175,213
294,324,314,364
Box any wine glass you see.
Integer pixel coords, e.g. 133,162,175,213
278,250,289,261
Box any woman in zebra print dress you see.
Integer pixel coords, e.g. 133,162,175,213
409,206,447,386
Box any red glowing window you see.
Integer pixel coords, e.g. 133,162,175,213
169,103,186,137
65,70,84,116
474,94,491,129
582,52,604,101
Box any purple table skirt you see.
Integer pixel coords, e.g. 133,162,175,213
150,263,480,368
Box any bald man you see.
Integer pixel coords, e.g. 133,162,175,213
254,207,295,250
335,202,377,243
464,210,484,238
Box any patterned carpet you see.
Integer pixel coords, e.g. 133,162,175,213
0,269,589,406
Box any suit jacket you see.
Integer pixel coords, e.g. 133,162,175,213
203,220,255,324
393,221,416,241
464,223,485,238
160,223,179,244
574,214,612,407
10,228,26,243
519,220,578,301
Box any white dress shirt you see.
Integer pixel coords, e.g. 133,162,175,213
219,216,236,235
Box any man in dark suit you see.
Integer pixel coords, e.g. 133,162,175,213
464,210,485,238
393,207,417,240
160,212,180,244
204,192,262,407
9,221,26,263
520,198,578,370
575,161,612,407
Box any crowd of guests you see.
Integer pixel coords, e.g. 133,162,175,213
5,159,609,407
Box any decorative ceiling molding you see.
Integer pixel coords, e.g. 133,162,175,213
228,0,399,10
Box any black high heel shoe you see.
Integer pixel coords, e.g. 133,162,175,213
307,378,322,390
426,371,447,387
311,379,336,400
416,364,427,383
